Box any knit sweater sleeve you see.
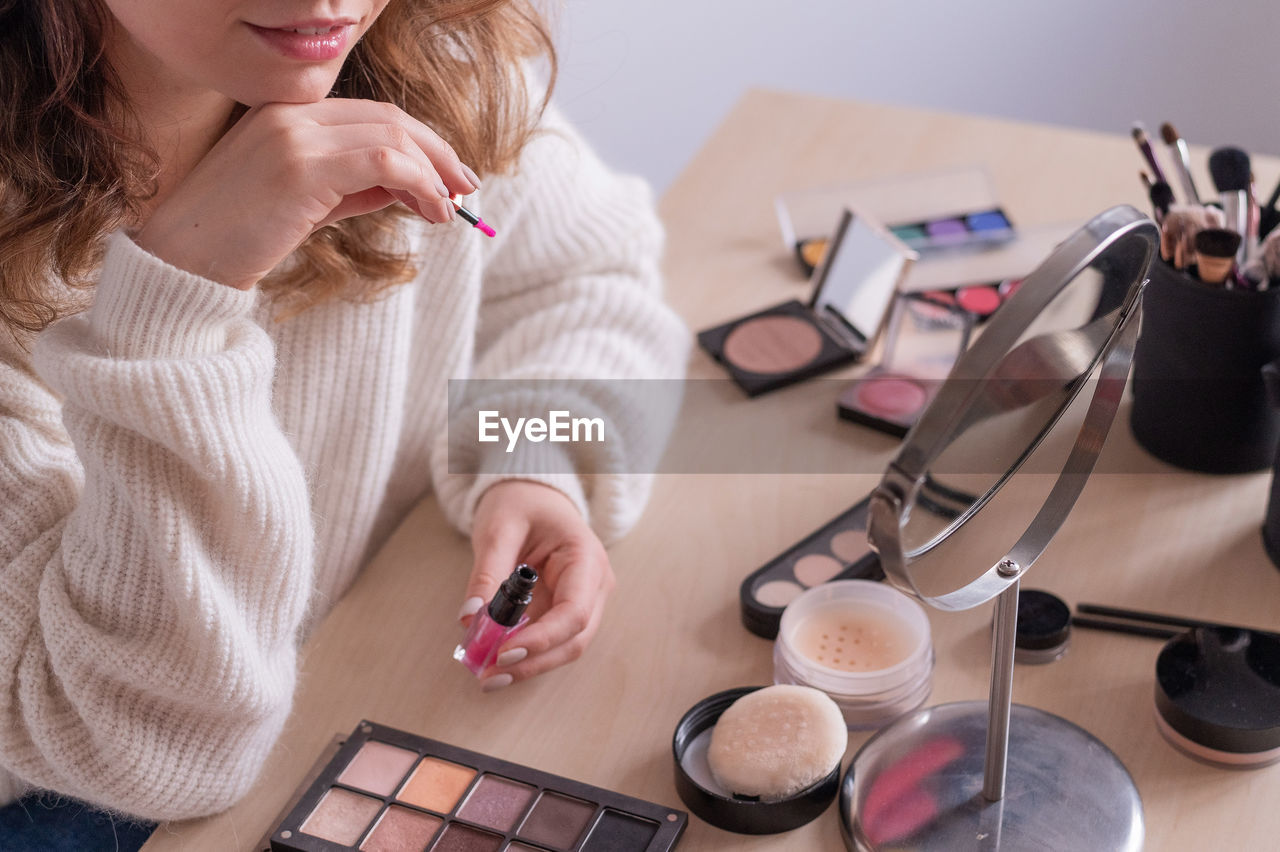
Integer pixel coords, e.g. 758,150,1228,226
432,106,690,542
0,233,314,819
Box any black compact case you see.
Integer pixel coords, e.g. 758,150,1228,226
699,209,916,397
672,687,840,834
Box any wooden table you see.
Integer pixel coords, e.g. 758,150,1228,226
144,91,1280,851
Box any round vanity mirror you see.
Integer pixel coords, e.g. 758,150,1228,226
844,205,1158,852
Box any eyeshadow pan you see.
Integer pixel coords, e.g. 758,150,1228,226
853,376,927,417
925,219,967,242
506,845,550,852
340,740,421,796
754,579,804,608
398,757,477,813
360,805,443,851
829,528,868,563
456,774,536,832
722,315,823,375
518,792,597,849
966,210,1011,231
581,810,659,852
299,787,383,846
430,823,503,852
793,553,843,587
955,285,1001,316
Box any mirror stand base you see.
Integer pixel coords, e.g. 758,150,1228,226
840,701,1143,852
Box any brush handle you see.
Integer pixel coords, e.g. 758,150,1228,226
1170,139,1201,205
1076,603,1278,639
1071,616,1180,640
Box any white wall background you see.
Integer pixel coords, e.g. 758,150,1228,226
551,0,1280,194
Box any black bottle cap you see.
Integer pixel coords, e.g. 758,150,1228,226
488,564,538,626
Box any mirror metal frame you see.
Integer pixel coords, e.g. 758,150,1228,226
868,206,1159,611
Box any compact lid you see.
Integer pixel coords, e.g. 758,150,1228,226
1155,627,1280,756
868,206,1158,611
809,209,917,345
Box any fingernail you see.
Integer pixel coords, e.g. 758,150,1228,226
460,164,481,190
481,673,513,692
457,596,484,621
495,647,528,667
435,178,450,198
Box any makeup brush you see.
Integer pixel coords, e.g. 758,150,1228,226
1160,204,1225,269
1208,146,1252,263
1160,122,1201,204
1131,123,1169,187
1149,180,1174,224
1192,228,1242,287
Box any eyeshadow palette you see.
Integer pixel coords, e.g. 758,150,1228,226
793,210,1016,277
739,494,885,639
911,277,1023,325
269,721,686,852
699,209,916,396
888,207,1015,256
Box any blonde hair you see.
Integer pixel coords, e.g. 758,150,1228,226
0,0,555,334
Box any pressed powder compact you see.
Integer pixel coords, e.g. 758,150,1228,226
838,292,974,438
699,209,916,396
266,721,686,852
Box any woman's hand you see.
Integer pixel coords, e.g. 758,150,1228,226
462,480,615,691
135,99,480,290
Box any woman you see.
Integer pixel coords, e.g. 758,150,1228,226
0,0,687,846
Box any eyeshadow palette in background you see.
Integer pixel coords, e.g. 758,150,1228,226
912,277,1023,324
889,207,1015,255
740,494,885,639
792,208,1016,276
269,721,686,852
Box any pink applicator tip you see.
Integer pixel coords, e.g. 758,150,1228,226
451,197,497,238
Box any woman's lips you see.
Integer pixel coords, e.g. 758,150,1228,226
247,22,354,61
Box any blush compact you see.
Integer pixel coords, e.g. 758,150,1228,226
837,292,973,438
699,209,916,396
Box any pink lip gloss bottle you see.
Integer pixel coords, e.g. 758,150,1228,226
454,564,538,676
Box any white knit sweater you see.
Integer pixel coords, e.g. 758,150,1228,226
0,107,689,819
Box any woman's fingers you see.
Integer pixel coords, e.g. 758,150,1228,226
303,98,479,196
481,545,615,686
462,515,530,625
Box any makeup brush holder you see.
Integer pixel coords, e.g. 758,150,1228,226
1260,361,1280,570
1130,259,1280,473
